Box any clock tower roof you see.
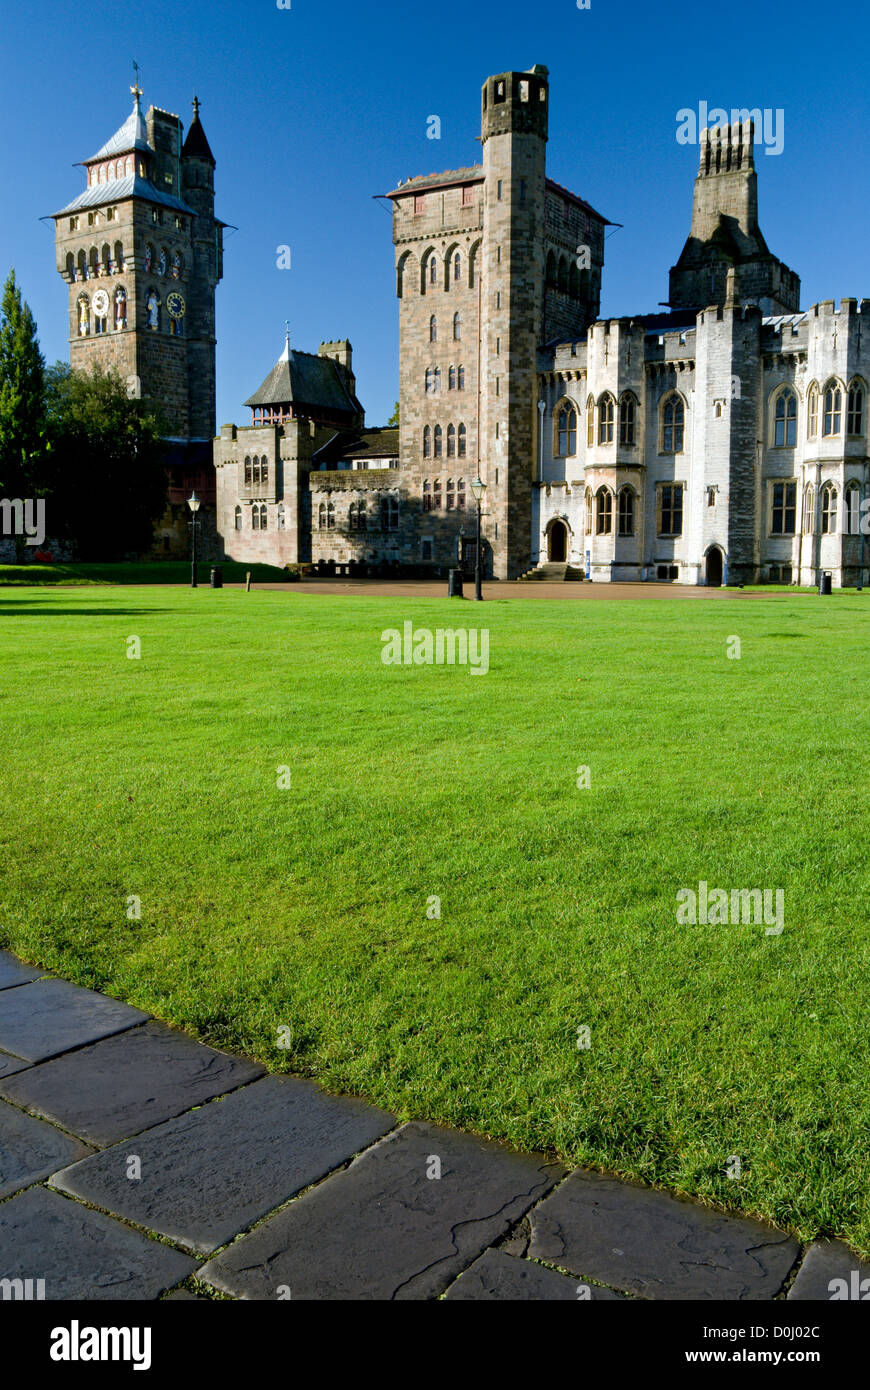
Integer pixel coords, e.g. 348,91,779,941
86,93,151,164
182,97,215,164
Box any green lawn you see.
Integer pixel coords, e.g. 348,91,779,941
1,586,868,1253
0,561,293,586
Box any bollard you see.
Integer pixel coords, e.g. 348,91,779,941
245,571,252,593
447,568,464,598
819,572,832,595
210,566,223,589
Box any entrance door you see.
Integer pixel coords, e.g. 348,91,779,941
548,520,568,562
706,547,723,587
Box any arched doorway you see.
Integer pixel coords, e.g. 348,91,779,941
706,547,724,587
548,519,568,562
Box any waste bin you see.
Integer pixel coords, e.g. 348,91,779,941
447,568,464,597
819,572,832,595
210,566,223,589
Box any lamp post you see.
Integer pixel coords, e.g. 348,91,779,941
187,491,201,588
470,476,487,601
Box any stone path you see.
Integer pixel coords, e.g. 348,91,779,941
0,950,865,1301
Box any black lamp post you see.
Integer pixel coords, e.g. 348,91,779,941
470,477,487,601
187,491,201,588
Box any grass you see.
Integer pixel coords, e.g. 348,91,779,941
0,561,293,586
0,585,868,1254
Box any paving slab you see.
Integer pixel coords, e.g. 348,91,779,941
444,1248,627,1300
51,1074,396,1254
199,1121,565,1300
0,1049,30,1081
0,1098,92,1197
0,951,46,991
0,1186,196,1300
787,1240,870,1300
528,1169,799,1300
0,1019,265,1146
0,978,150,1063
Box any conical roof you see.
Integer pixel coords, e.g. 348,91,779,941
182,100,215,163
87,95,150,162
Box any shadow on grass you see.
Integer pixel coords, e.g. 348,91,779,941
0,601,170,616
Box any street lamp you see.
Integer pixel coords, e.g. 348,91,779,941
470,476,487,601
187,491,201,588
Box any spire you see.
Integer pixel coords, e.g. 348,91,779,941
280,323,291,362
182,94,215,163
86,80,150,163
131,58,143,109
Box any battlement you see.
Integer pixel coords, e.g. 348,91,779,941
698,119,755,176
481,67,549,143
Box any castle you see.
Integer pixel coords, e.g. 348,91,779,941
55,69,870,585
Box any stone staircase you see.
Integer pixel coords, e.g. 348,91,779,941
518,562,584,582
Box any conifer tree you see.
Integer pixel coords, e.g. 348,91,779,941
0,269,46,493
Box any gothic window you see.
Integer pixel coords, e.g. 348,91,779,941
458,424,466,457
260,504,268,530
434,425,442,458
617,487,635,537
807,385,819,438
318,502,326,529
358,501,367,531
277,505,286,530
88,247,99,279
234,505,242,531
432,478,443,511
658,483,684,536
821,483,838,533
596,487,612,535
446,478,455,509
252,456,260,486
434,367,441,393
598,394,615,445
556,405,577,456
429,254,437,287
803,484,815,533
584,489,593,533
252,504,261,531
349,503,358,530
423,425,431,458
447,425,456,458
425,368,433,394
448,365,456,391
586,395,595,447
823,383,842,436
65,253,75,281
244,456,252,485
773,389,797,447
77,249,87,282
845,482,861,533
144,244,153,273
125,156,133,175
423,480,432,511
847,383,865,436
771,481,797,535
262,457,269,487
661,394,685,453
382,496,399,531
101,243,111,275
453,252,461,285
114,241,125,272
430,315,437,343
457,478,466,509
453,312,461,341
619,394,636,446
327,501,335,529
458,366,465,391
77,293,90,337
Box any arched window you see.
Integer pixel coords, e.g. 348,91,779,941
65,252,75,282
259,504,268,530
821,483,838,533
244,456,252,485
469,241,480,289
596,487,613,534
433,477,442,509
774,389,797,447
77,293,90,337
453,252,461,286
453,312,461,341
662,393,685,453
446,478,455,509
234,505,242,531
457,478,466,509
423,425,431,458
845,482,861,534
598,394,615,445
423,480,432,511
143,243,153,273
396,250,414,298
88,246,99,279
434,367,441,393
617,487,635,537
430,315,437,342
807,385,819,438
434,425,442,458
425,367,433,394
448,365,456,391
327,501,335,530
848,383,865,436
584,489,593,533
77,249,87,282
457,365,465,391
252,456,261,486
447,424,456,458
382,496,399,531
803,484,816,533
252,504,261,531
277,505,286,531
101,243,111,275
823,383,842,437
349,503,359,530
619,394,636,446
262,457,269,486
586,396,595,447
458,423,466,457
556,404,577,456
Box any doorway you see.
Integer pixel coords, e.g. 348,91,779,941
706,547,724,587
548,519,568,562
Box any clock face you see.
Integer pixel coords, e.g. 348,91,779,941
92,289,110,317
166,293,185,320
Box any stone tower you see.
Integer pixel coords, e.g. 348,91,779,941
480,67,550,578
669,120,799,314
52,86,224,553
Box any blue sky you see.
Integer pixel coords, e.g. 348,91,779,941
2,0,867,428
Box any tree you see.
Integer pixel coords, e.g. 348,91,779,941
44,364,168,558
0,269,46,494
387,400,400,427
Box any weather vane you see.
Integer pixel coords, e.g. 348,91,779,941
131,59,142,103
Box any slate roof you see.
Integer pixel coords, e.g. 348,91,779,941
182,113,215,163
313,428,400,465
386,166,484,197
244,344,361,416
86,100,151,163
53,175,196,218
545,178,611,226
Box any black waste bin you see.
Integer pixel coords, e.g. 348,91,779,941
210,566,223,589
447,568,464,597
819,572,832,595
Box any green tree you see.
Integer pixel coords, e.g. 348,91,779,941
387,400,400,427
0,269,46,494
45,364,168,558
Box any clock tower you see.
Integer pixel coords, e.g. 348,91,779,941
52,84,225,553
